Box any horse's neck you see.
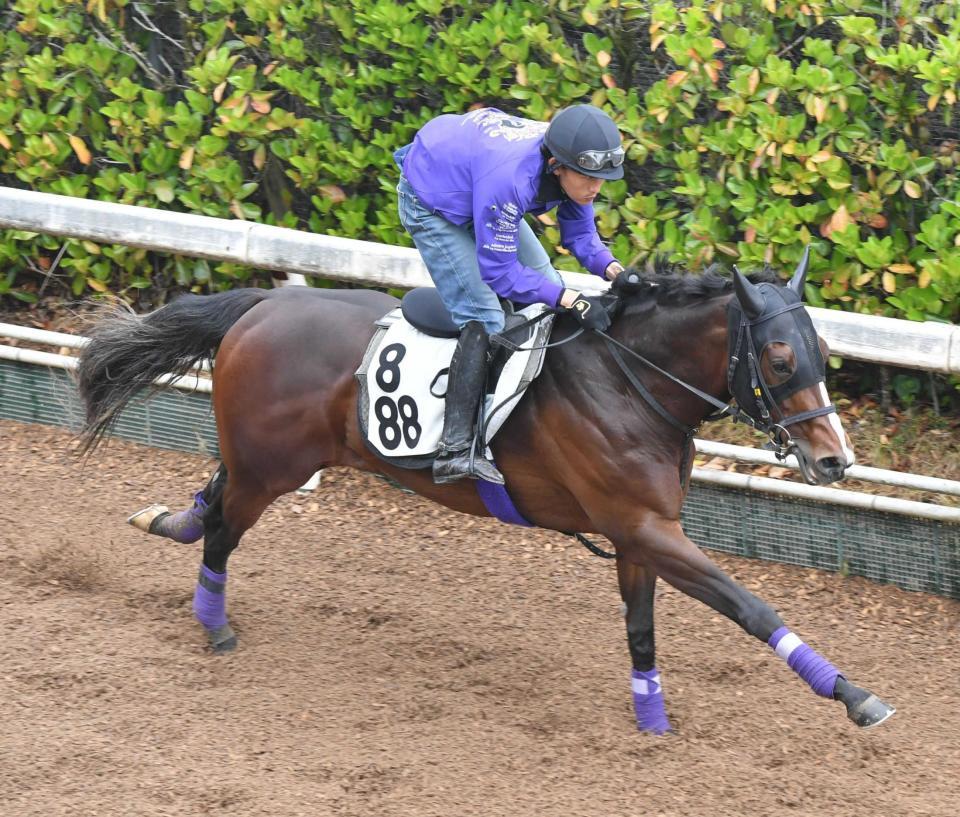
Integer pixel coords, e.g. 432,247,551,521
642,296,730,395
555,296,731,429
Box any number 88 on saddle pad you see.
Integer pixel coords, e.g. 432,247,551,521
355,303,553,468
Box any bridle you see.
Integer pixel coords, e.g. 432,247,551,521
724,298,836,462
488,247,836,484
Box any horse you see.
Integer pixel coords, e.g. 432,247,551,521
75,252,895,734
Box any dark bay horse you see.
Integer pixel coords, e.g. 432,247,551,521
76,256,895,733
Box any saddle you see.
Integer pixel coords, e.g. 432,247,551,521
354,288,554,469
399,287,460,338
399,287,538,384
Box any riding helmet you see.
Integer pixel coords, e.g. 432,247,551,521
543,104,625,180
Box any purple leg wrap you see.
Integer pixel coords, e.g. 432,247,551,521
193,564,227,631
631,668,672,735
768,626,840,698
158,492,207,544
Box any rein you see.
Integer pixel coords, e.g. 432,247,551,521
594,329,740,490
594,300,837,467
599,331,736,424
490,308,583,352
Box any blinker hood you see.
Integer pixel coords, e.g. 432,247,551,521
727,273,825,413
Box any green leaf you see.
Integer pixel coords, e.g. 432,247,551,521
151,179,175,204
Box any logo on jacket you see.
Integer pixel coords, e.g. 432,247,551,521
465,109,548,142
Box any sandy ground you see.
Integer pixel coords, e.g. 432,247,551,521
1,419,958,817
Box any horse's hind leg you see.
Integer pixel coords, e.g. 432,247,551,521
128,463,227,544
632,516,895,729
617,559,671,734
191,467,274,652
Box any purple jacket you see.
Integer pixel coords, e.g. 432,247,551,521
399,109,616,307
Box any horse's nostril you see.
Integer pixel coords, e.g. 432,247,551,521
817,456,846,479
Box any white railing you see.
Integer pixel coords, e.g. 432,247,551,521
1,186,959,372
694,439,960,497
0,337,212,393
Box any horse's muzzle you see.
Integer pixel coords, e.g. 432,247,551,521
813,455,847,485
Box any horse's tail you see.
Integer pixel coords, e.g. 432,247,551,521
76,288,269,454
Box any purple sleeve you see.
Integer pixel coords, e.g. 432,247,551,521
473,180,564,307
557,199,615,277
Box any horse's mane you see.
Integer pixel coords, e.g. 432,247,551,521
624,257,782,307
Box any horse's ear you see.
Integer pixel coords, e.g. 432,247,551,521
733,267,764,319
788,245,811,298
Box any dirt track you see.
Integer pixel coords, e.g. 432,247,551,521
1,419,958,817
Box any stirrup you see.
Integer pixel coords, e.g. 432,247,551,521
433,449,504,485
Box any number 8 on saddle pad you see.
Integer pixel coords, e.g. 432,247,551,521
355,303,553,469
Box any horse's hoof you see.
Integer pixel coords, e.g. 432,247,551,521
127,504,170,534
638,725,675,737
208,624,237,653
846,693,896,728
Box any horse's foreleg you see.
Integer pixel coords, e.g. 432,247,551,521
633,516,895,729
616,559,671,734
192,469,272,653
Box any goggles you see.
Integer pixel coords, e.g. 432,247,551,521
576,146,625,171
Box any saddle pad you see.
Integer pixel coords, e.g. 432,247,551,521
356,304,554,465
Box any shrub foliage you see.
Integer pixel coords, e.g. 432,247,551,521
1,0,959,324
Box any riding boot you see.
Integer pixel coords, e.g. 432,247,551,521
433,321,505,485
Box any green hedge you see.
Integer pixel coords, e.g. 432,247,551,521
1,0,959,326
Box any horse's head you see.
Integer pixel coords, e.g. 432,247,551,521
727,248,854,485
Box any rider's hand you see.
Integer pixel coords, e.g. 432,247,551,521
610,266,644,296
562,290,612,332
605,260,625,280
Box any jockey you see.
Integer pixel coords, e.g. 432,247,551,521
395,104,631,486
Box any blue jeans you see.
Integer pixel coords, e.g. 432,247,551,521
396,175,561,334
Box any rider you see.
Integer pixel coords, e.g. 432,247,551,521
395,104,632,486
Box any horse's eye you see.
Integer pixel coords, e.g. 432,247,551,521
772,359,791,375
